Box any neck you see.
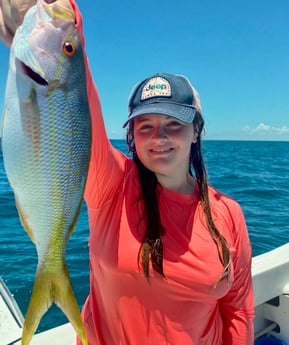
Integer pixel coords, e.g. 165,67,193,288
156,173,195,194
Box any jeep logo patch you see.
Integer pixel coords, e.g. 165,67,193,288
141,77,171,100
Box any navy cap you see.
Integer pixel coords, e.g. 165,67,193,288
123,72,201,128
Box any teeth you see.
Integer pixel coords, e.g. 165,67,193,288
152,148,171,152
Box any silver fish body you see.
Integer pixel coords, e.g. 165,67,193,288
1,1,90,344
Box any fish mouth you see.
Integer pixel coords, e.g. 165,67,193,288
20,61,48,86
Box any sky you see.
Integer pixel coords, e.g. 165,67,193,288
0,0,289,140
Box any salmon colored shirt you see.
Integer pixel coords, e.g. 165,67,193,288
71,2,254,344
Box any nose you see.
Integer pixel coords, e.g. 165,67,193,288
152,125,168,140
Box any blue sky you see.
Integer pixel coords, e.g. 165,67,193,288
0,0,289,140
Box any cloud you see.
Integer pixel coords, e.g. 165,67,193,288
243,123,289,135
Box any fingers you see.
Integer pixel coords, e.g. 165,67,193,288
0,0,36,46
10,0,37,29
0,0,12,46
0,0,74,47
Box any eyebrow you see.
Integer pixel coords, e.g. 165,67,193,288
135,117,149,123
135,115,173,123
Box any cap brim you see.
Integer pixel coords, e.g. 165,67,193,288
122,102,196,128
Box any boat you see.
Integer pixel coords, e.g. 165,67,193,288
0,277,75,345
1,243,289,345
253,243,289,344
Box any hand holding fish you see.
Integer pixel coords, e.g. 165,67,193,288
0,0,36,46
0,0,72,46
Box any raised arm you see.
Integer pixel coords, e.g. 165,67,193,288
70,0,127,208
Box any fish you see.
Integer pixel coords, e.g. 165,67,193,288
1,1,91,344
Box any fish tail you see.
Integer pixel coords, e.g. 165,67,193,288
21,265,88,345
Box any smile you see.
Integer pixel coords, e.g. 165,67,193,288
150,147,173,154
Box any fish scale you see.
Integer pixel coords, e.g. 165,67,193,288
1,1,91,344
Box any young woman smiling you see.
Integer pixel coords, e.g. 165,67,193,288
133,114,198,193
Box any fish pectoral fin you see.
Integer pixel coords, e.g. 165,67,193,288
21,265,88,345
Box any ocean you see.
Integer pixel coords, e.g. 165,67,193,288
1,139,289,333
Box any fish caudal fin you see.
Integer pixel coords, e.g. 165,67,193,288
21,265,88,345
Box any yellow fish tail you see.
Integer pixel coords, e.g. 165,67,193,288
21,265,88,345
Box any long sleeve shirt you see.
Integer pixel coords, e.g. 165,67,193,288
71,2,254,344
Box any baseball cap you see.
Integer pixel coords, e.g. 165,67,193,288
123,72,201,128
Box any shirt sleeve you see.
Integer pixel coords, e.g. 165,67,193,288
219,202,255,345
71,0,127,209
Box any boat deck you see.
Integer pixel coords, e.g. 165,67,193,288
14,323,76,345
0,276,76,345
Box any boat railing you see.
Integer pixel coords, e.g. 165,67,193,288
253,243,289,341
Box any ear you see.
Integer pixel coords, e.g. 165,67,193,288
192,125,199,144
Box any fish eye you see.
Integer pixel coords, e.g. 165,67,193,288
63,41,76,56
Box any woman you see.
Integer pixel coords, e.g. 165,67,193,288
0,1,254,344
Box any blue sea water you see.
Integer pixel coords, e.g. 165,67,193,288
1,139,289,332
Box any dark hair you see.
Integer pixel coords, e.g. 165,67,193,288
126,112,230,281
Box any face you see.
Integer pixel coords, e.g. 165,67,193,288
133,114,198,180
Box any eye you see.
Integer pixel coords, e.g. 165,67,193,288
167,120,183,128
139,124,153,131
134,121,153,134
63,41,76,56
